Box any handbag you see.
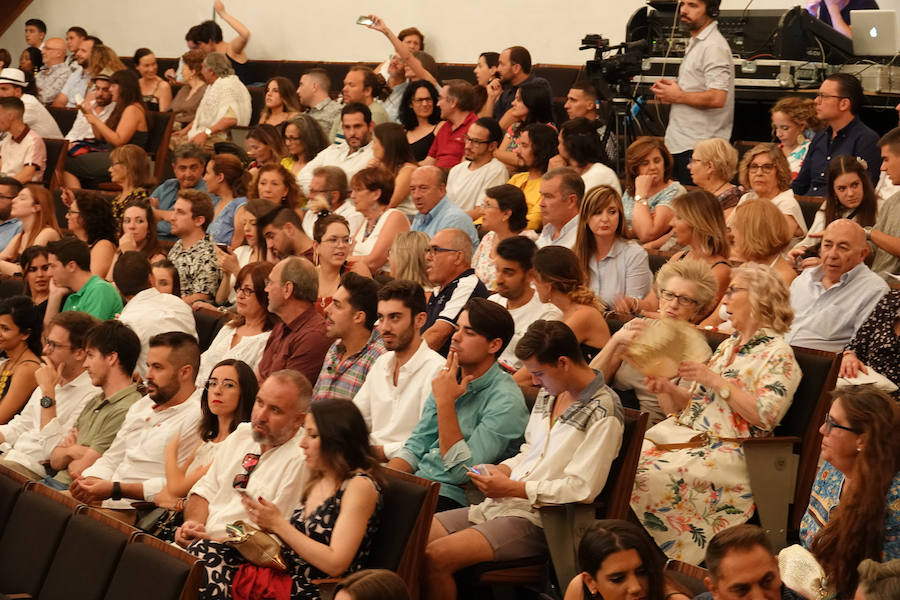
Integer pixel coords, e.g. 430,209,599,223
132,502,181,537
224,520,288,571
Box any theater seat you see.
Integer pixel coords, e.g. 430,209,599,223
193,308,229,353
102,533,204,600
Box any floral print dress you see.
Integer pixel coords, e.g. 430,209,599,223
630,328,801,564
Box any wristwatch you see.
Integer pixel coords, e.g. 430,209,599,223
111,482,122,501
635,195,648,206
864,226,873,240
204,127,213,136
39,395,54,408
718,384,731,400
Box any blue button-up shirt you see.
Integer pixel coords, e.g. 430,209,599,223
0,218,22,250
792,116,882,197
394,362,529,507
151,178,212,238
411,196,480,248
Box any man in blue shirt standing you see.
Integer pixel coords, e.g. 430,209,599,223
410,165,479,248
388,298,529,512
0,177,22,250
792,73,882,197
150,143,211,239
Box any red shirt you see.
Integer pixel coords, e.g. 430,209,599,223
257,305,330,385
427,111,477,169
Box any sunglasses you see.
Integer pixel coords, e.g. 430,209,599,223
232,452,261,489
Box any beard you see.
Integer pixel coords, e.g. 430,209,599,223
146,378,179,405
0,205,9,221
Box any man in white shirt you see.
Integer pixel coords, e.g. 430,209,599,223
354,279,445,462
301,166,364,239
423,320,624,600
114,251,197,378
65,71,115,146
785,219,888,352
297,103,375,196
0,97,45,183
535,167,584,249
176,369,310,546
0,311,99,479
0,68,63,139
446,117,509,218
488,237,562,372
70,332,203,518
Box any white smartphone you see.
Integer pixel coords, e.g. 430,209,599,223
356,15,374,26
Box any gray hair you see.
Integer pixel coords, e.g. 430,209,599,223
203,52,234,78
268,369,312,413
280,256,318,303
442,228,473,264
172,143,208,164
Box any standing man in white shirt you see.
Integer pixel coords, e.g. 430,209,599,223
535,168,584,249
297,103,375,196
354,279,445,462
651,0,734,185
446,117,509,219
114,252,197,379
488,237,562,372
0,311,99,479
70,332,203,520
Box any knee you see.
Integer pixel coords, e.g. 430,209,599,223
424,540,454,575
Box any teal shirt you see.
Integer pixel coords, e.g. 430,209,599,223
62,275,123,320
395,362,529,506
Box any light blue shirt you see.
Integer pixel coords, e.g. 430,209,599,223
0,218,22,250
207,197,247,246
410,196,479,248
785,262,888,352
394,362,529,506
59,69,90,107
589,238,653,308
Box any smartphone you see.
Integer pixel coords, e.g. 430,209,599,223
74,93,84,106
466,465,481,475
216,243,232,254
356,15,374,26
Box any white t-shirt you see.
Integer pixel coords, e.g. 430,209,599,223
446,158,510,212
301,199,364,240
582,162,622,195
118,288,198,377
489,291,563,371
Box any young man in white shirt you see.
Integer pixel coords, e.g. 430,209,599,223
297,103,375,195
0,96,45,183
446,117,509,218
70,332,203,519
0,311,99,479
353,279,445,462
423,320,624,600
488,237,562,372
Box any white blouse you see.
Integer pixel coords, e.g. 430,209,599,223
196,325,271,385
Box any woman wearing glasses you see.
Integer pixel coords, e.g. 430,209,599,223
154,358,257,540
733,143,807,244
591,260,718,425
313,214,370,315
800,385,900,598
398,80,440,163
195,262,276,385
281,115,329,178
631,263,801,564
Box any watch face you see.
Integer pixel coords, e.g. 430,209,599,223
40,396,54,408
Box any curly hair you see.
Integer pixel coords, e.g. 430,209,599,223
121,198,165,259
691,138,738,183
812,386,900,598
284,114,329,163
533,246,605,311
398,80,439,131
249,163,303,210
770,95,822,139
624,137,673,196
73,190,117,245
738,143,792,193
731,262,793,333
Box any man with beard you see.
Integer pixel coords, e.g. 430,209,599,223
0,176,22,250
650,0,733,185
64,70,116,148
45,320,142,489
175,369,310,547
354,279,445,462
69,332,203,521
445,117,508,218
52,35,99,108
258,206,315,263
297,103,375,196
300,166,364,240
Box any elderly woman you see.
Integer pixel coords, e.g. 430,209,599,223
840,290,900,394
591,260,718,424
349,167,409,274
687,138,742,215
471,184,532,291
801,385,900,598
573,185,652,308
631,263,801,564
622,137,686,244
175,52,251,150
734,143,807,242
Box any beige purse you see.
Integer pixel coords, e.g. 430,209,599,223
224,520,288,571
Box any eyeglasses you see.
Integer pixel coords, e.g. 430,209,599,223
724,286,748,297
321,235,350,246
232,452,261,489
235,286,255,298
823,413,860,435
426,245,461,257
747,163,776,173
283,135,301,142
206,379,238,391
816,93,847,101
659,289,698,306
44,339,70,351
464,135,490,145
411,97,433,104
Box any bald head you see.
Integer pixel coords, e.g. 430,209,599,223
426,228,473,287
42,38,67,66
819,218,869,283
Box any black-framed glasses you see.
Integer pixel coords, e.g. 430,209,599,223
232,452,261,489
823,413,860,435
464,135,490,145
659,289,698,306
426,245,460,257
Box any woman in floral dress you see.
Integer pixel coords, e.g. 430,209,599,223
630,263,801,564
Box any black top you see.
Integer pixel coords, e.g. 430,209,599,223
410,131,435,162
227,54,253,85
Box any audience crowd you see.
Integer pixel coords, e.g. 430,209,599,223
1,4,900,600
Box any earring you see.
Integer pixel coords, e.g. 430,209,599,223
857,446,862,453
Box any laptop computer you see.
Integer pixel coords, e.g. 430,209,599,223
851,10,899,56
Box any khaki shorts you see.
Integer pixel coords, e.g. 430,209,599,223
436,507,547,562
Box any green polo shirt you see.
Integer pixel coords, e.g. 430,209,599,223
61,275,123,320
53,383,142,486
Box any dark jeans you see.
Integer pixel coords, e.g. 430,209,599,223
672,150,696,186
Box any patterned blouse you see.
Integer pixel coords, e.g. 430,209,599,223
800,461,900,560
845,290,900,393
112,187,149,225
622,181,687,229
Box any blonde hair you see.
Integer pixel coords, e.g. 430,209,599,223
389,231,430,289
771,96,822,137
692,138,738,182
654,260,718,320
732,262,793,333
87,45,126,76
738,143,792,192
671,190,730,258
109,144,154,189
533,245,606,311
573,185,626,279
733,200,791,261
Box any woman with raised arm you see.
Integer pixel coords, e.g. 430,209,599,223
365,15,439,89
188,1,251,85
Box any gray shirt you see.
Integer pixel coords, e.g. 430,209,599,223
306,97,341,139
871,190,900,281
664,21,734,154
